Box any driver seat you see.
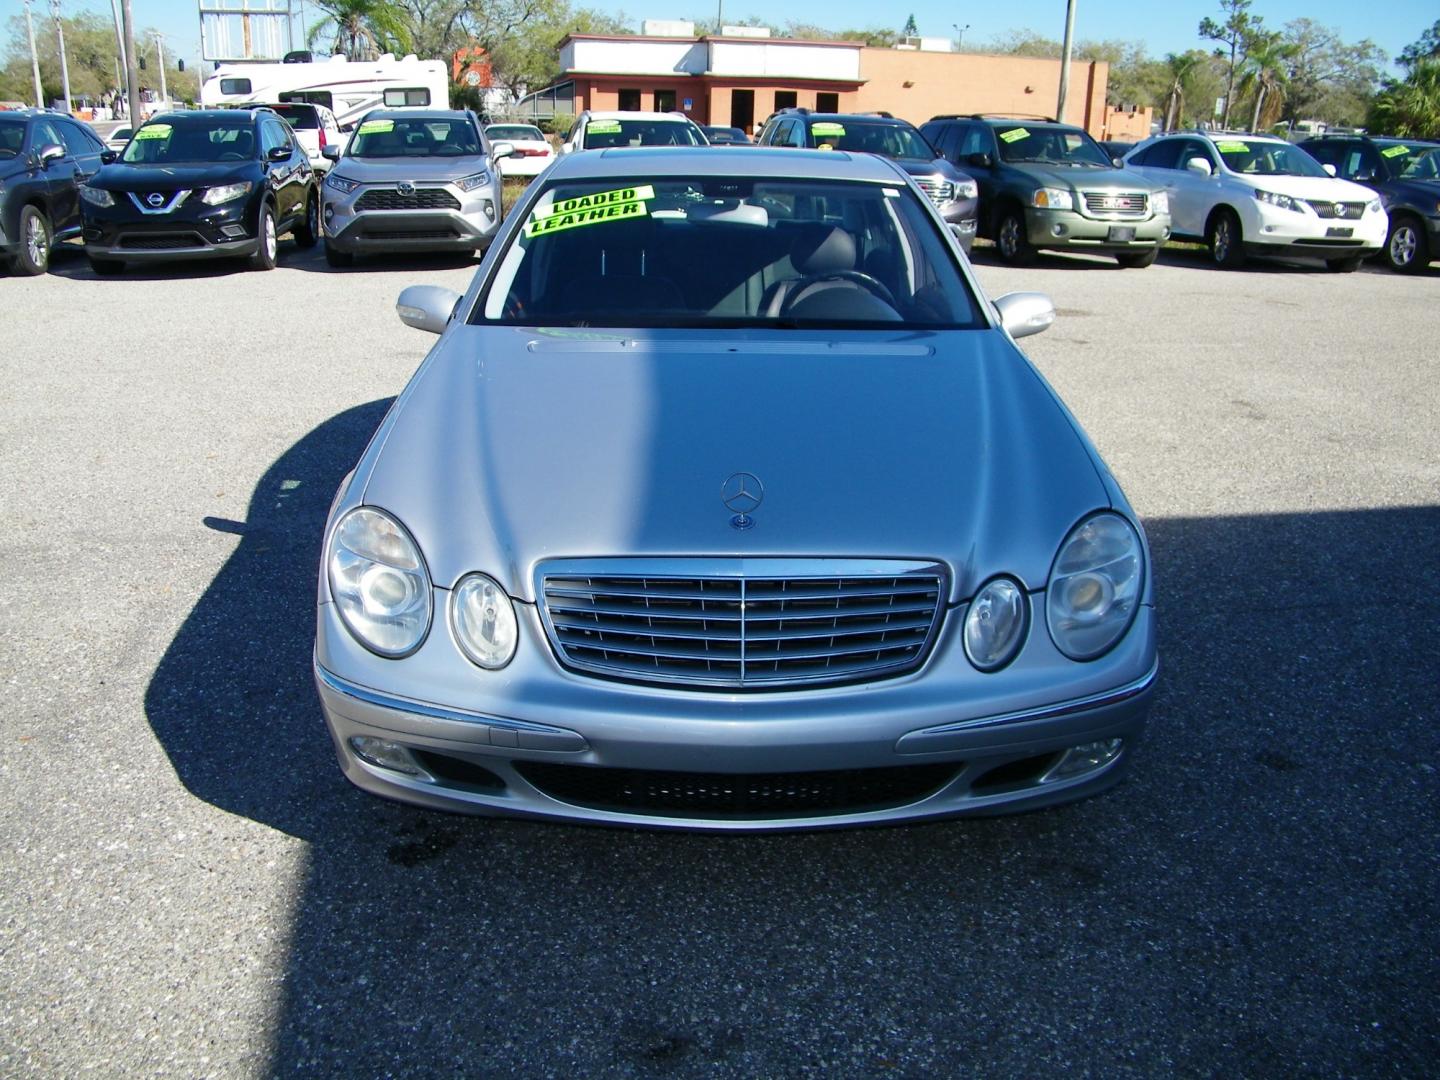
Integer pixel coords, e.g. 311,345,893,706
759,225,857,317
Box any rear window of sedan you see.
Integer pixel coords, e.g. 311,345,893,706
487,125,544,142
267,104,319,129
477,175,981,330
583,119,705,148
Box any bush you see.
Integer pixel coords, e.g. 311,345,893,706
540,112,574,136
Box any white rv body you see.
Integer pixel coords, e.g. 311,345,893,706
200,55,449,128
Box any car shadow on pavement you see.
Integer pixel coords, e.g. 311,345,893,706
143,402,1440,1074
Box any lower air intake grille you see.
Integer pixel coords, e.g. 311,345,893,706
119,233,204,249
538,559,947,690
517,762,960,819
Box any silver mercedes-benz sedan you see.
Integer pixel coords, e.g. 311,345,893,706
314,146,1158,830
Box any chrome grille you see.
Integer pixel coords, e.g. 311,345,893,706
1305,200,1366,220
538,559,946,690
914,177,954,206
1082,191,1148,217
355,187,461,211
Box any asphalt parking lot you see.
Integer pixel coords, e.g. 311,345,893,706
1,239,1436,1077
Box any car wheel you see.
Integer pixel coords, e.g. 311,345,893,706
995,209,1036,266
248,204,278,271
1326,254,1364,273
1207,209,1245,269
292,191,319,249
12,204,52,276
1383,215,1429,274
88,256,125,276
1115,248,1159,268
324,240,353,267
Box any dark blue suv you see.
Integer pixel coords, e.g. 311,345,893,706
0,109,106,275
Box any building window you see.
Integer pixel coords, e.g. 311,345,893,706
618,88,641,111
816,92,838,113
774,90,798,111
654,89,676,112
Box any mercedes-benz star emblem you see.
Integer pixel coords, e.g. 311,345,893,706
722,472,763,530
146,193,165,208
397,181,416,196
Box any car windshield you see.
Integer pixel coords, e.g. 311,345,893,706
477,175,981,329
120,119,257,163
488,125,543,141
583,119,705,148
0,118,26,157
1214,139,1328,177
348,117,480,157
267,105,318,129
810,121,935,160
1378,142,1440,180
995,125,1112,166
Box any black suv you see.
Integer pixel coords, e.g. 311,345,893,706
80,108,319,274
0,109,106,275
1300,135,1440,273
756,110,979,250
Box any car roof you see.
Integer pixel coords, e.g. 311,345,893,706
792,112,914,126
544,145,907,183
583,111,693,122
361,108,473,123
147,109,270,122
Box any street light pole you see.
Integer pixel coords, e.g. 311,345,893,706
23,0,44,109
1056,0,1076,123
952,24,969,51
108,0,129,107
155,33,168,104
121,0,141,126
48,0,73,114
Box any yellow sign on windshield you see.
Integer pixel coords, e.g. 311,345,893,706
999,128,1030,143
524,199,649,237
586,120,622,134
1381,144,1410,158
357,119,394,134
812,122,846,136
542,185,655,218
1216,140,1249,153
134,124,172,141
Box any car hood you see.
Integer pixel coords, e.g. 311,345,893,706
91,161,254,191
1383,177,1440,207
1010,163,1156,191
360,327,1111,603
330,155,490,182
895,158,975,184
1238,174,1377,201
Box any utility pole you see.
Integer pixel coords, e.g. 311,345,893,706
1056,0,1077,124
49,0,73,114
23,0,44,109
121,0,141,126
952,23,969,51
108,0,129,107
154,33,168,104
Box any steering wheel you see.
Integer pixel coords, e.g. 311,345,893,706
782,270,898,312
217,151,246,161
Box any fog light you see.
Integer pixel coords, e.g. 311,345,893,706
1047,738,1123,780
349,735,424,776
324,205,334,221
221,224,246,238
1263,224,1277,233
1051,223,1068,237
483,201,495,220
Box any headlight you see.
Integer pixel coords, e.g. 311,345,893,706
1150,190,1169,215
1253,188,1303,213
963,577,1028,672
326,173,360,194
1032,187,1074,210
80,185,114,207
450,573,518,669
327,507,432,657
1046,513,1144,661
200,181,252,205
453,171,490,192
954,179,978,200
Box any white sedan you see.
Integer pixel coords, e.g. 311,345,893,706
484,123,554,177
104,126,132,154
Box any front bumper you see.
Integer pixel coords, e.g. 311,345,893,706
940,197,979,253
1241,202,1387,255
1027,207,1170,250
323,181,503,253
82,195,262,261
315,593,1157,831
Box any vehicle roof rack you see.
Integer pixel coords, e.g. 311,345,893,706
928,113,1058,123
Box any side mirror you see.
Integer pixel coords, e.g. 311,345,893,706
967,152,993,169
994,292,1056,339
100,149,119,164
267,146,291,162
1184,156,1212,177
38,143,65,167
1112,155,1124,168
1354,169,1374,182
396,285,463,334
1322,163,1337,177
321,144,340,161
491,140,516,160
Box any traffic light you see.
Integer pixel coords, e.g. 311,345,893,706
177,59,185,72
138,55,146,69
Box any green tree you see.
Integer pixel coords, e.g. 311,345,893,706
1,12,193,106
486,0,630,98
1398,19,1440,69
1280,19,1384,127
902,14,918,38
1199,0,1258,128
1160,51,1202,131
1368,58,1440,139
1237,31,1295,130
307,0,412,61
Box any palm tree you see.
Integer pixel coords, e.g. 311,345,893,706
1238,33,1295,132
1368,58,1440,139
1161,52,1201,131
307,0,411,61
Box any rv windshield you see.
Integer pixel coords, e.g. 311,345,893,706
348,117,480,157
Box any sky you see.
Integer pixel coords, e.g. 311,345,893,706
3,0,1433,76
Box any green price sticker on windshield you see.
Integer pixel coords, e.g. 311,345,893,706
1381,144,1410,158
358,119,394,134
999,128,1029,143
524,199,649,238
135,124,172,141
812,122,846,136
586,120,622,134
1216,140,1249,153
541,184,654,218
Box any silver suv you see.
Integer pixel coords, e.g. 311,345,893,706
320,109,510,265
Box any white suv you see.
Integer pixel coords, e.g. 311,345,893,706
1123,132,1386,271
263,101,344,174
560,111,708,154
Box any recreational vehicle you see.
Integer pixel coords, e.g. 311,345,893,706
200,54,448,129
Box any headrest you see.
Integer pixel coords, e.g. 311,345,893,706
791,225,855,275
